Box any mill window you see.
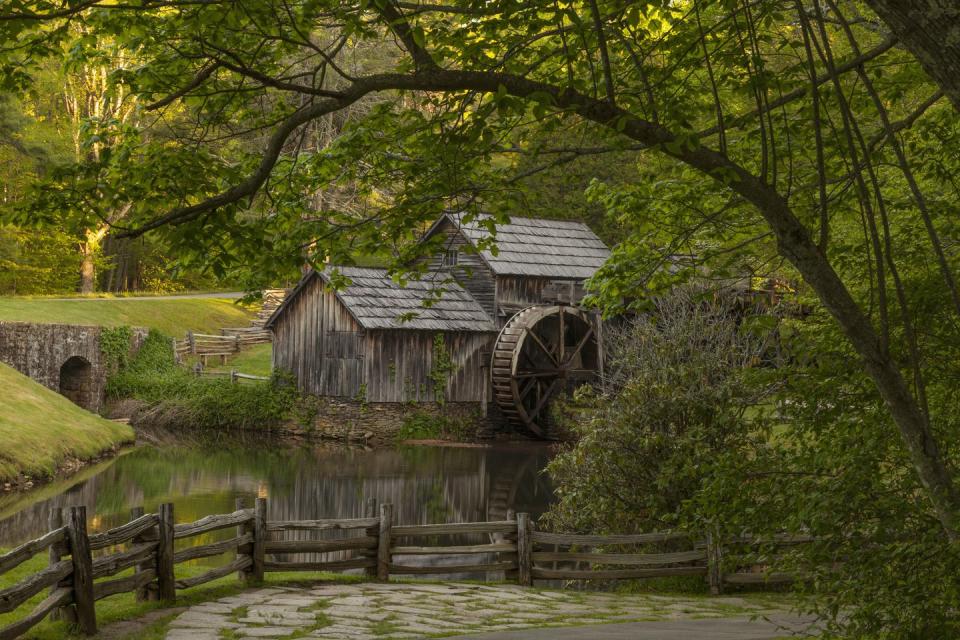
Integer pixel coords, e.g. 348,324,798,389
442,249,459,267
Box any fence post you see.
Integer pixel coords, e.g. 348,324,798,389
231,369,238,384
364,497,378,579
157,503,176,602
516,513,532,587
377,503,392,581
66,506,96,635
129,506,152,602
187,331,196,354
504,509,517,582
707,532,724,595
252,497,267,582
235,498,253,582
47,508,72,622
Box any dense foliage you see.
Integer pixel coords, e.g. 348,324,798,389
109,331,298,431
545,289,775,533
2,0,960,636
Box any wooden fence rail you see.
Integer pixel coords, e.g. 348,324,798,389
173,329,272,366
192,369,270,383
0,499,806,639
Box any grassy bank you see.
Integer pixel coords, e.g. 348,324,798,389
0,363,134,482
0,297,252,336
203,343,273,377
111,332,295,431
0,548,361,640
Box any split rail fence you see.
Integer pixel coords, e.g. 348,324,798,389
0,500,803,639
173,330,271,367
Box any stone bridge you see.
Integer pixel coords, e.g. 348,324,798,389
0,322,146,413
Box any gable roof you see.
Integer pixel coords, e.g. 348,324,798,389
266,266,496,332
427,212,610,279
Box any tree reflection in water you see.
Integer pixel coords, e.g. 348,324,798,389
0,442,556,557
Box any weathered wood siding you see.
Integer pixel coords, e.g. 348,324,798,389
274,275,495,402
495,276,559,321
363,330,494,403
272,275,364,397
421,218,497,318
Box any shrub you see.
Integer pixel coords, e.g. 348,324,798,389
544,288,776,534
396,409,472,441
108,330,298,431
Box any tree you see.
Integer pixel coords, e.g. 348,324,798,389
1,0,959,605
545,287,775,533
861,0,960,111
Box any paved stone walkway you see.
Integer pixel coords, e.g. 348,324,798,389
164,582,797,640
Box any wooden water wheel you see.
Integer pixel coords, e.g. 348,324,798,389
490,305,600,438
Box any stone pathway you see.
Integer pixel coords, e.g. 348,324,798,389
164,582,795,640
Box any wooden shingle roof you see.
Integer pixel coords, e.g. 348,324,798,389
267,267,497,332
436,213,610,279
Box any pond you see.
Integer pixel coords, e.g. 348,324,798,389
0,441,557,549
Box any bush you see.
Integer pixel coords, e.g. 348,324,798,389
544,288,776,534
108,330,298,431
396,409,472,441
547,287,960,637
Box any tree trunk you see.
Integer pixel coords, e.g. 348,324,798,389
79,240,96,294
864,0,960,111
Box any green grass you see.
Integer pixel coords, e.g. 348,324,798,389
0,297,253,336
202,343,273,377
0,550,362,640
0,363,134,482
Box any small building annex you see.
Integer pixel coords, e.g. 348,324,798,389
268,266,496,403
266,213,611,436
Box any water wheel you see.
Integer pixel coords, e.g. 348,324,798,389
490,305,600,438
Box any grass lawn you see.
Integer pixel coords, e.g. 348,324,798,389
0,363,134,482
202,343,273,377
0,297,253,336
0,549,361,640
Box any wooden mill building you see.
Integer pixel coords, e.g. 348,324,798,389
266,213,610,435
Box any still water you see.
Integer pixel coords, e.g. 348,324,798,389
0,441,556,548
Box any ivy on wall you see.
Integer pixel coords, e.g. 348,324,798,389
99,325,133,370
429,333,456,406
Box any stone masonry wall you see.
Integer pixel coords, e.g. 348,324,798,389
298,399,497,444
0,322,147,413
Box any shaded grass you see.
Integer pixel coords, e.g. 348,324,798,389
0,297,252,336
0,363,134,482
201,343,273,377
0,550,362,640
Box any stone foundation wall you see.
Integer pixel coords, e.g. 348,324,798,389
297,399,497,444
0,322,147,413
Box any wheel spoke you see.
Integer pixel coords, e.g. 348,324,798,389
562,327,594,366
558,307,565,364
514,370,560,378
518,377,538,400
526,329,558,366
528,378,560,420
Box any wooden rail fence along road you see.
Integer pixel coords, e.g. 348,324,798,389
174,330,271,366
0,500,803,639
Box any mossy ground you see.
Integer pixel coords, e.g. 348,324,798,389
0,363,134,482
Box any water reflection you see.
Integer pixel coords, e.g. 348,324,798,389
0,442,556,548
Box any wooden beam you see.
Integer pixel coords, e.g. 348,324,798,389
67,506,96,635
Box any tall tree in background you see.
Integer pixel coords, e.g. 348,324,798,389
2,2,960,632
61,27,138,293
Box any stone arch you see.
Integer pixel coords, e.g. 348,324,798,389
59,356,95,410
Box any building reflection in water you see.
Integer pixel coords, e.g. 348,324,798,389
0,442,556,554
